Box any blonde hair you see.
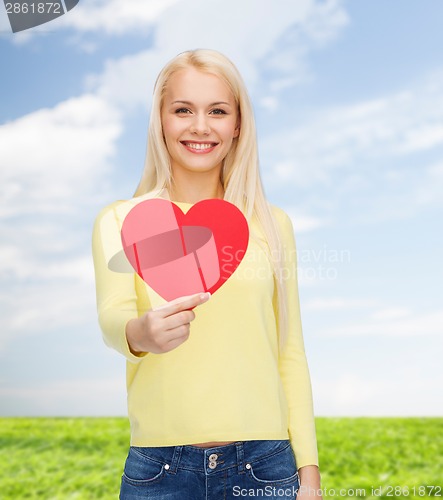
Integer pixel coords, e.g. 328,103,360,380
135,49,289,350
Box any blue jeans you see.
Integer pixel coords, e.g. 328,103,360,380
119,439,300,499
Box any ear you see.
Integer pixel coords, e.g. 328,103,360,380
233,119,241,138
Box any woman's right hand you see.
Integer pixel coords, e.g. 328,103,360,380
125,292,211,355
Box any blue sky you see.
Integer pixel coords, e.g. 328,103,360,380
0,0,442,417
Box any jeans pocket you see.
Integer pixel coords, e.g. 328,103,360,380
122,447,166,486
247,443,300,486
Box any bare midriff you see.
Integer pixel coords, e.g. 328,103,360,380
190,441,236,448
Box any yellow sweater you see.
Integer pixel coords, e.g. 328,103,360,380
92,194,319,469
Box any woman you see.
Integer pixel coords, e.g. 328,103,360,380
92,49,323,499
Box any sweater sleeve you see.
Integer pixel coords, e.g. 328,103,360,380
91,201,149,363
274,208,319,469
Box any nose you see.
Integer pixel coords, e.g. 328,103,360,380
189,113,210,135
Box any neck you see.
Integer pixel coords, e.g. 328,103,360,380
168,168,225,204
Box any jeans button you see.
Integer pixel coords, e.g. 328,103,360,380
209,454,218,461
208,461,217,469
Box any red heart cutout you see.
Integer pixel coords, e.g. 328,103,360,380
121,199,249,301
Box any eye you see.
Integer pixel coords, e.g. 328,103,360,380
175,108,191,114
210,108,227,115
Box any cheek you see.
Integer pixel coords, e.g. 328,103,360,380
219,120,239,141
161,122,177,155
161,114,180,139
161,119,173,139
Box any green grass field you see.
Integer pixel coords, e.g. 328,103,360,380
0,417,441,499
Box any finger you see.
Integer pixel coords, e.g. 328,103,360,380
153,292,211,316
153,293,195,310
163,291,210,309
162,334,190,353
162,323,191,345
163,309,196,331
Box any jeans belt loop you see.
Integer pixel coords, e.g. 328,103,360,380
168,445,183,474
236,441,245,474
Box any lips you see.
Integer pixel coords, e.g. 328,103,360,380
180,141,219,153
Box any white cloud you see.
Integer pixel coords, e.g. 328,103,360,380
0,0,181,39
415,161,443,206
84,49,165,111
262,72,443,186
0,377,126,416
318,309,443,337
260,70,443,225
0,94,123,352
370,307,411,321
2,0,349,65
0,94,122,216
285,207,329,233
304,297,376,311
0,248,94,285
259,96,279,113
0,262,97,351
396,124,443,153
291,214,326,233
61,0,181,35
301,0,349,45
85,0,348,109
314,372,443,416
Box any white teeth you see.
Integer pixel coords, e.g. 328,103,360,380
184,142,214,150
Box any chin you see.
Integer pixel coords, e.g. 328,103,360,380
181,163,222,174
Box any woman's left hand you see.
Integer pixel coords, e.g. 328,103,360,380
297,465,323,499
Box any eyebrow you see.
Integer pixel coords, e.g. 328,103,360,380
171,100,232,107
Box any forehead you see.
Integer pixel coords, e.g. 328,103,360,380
164,67,235,103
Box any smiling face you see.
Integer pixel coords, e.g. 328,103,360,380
161,67,240,181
